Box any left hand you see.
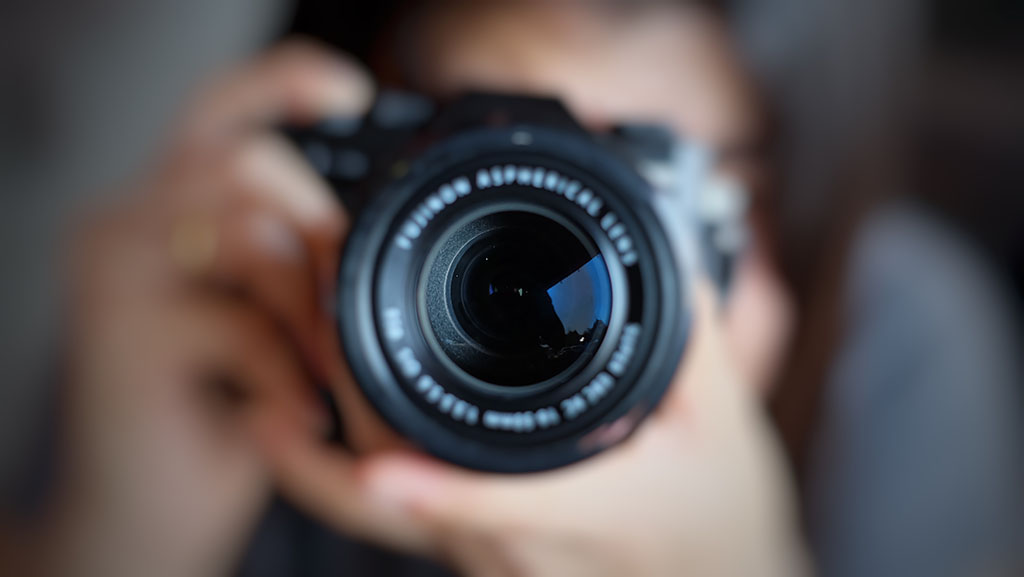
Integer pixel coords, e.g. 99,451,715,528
256,282,811,577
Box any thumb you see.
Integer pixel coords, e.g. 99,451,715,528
361,454,570,534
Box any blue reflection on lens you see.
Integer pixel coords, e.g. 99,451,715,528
545,255,612,337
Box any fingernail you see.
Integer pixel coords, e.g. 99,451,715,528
317,54,375,116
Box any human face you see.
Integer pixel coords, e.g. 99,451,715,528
398,1,794,392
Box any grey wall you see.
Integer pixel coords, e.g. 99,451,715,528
0,0,286,496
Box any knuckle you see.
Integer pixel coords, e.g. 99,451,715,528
305,206,345,243
224,137,345,236
223,137,274,191
226,208,309,275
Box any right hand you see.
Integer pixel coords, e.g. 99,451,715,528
39,40,382,577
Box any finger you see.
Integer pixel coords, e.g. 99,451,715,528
176,291,329,435
325,344,411,453
198,134,403,450
203,207,328,381
351,449,647,545
164,133,349,376
252,418,438,556
256,406,552,549
179,39,374,147
363,456,548,531
212,133,348,293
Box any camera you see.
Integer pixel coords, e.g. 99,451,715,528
285,92,745,472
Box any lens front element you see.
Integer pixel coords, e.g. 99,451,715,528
444,211,611,388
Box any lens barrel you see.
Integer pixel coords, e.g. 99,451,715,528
337,126,690,472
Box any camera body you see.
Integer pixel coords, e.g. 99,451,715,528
286,92,745,472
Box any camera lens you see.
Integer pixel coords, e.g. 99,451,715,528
443,211,611,388
329,125,691,472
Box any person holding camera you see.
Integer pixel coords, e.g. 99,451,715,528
6,2,1021,577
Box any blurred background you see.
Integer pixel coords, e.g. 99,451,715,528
0,0,1021,575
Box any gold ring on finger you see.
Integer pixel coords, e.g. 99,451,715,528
168,213,219,276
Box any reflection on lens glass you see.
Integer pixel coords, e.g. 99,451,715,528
445,211,611,387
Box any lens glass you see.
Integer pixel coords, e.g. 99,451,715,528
444,211,611,387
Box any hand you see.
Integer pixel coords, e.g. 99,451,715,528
35,41,373,577
257,282,812,577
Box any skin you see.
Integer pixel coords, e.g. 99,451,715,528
32,44,372,577
20,3,806,576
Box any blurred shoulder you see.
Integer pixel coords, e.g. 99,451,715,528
843,201,1022,384
810,202,1024,577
